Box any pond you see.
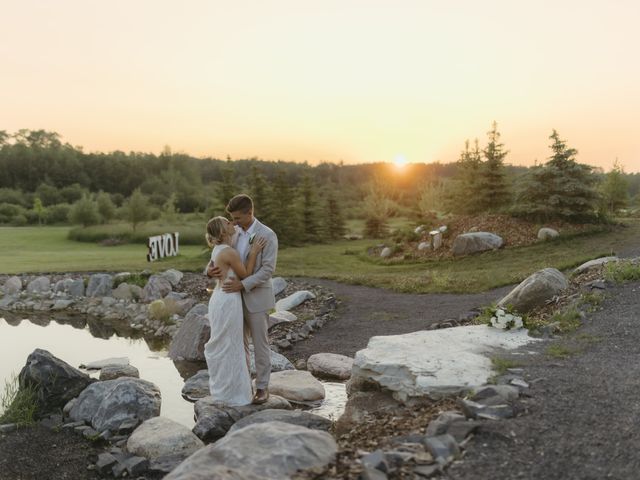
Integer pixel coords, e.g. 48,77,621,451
0,312,346,428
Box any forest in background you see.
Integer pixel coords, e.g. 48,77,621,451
0,127,639,245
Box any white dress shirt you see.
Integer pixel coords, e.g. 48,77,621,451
235,219,257,263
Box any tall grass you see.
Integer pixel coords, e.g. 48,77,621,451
69,221,208,245
604,260,640,283
0,374,38,426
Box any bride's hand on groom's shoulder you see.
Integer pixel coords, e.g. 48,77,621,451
251,236,267,253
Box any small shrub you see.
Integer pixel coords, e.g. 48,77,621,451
148,300,170,323
491,357,521,376
546,344,578,358
0,373,38,426
604,260,640,283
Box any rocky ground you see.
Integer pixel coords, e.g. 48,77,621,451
2,248,640,479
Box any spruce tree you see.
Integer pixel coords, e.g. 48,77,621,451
269,171,302,244
445,138,483,214
325,188,346,240
600,160,629,213
219,160,236,207
477,122,511,211
299,175,322,242
248,165,273,224
514,130,598,221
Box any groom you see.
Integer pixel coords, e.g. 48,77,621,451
207,194,278,404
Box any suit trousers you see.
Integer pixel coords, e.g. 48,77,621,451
242,304,270,390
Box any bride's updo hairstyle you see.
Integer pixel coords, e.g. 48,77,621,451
205,216,228,247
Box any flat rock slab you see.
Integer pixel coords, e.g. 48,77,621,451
573,256,619,275
229,409,332,433
269,370,326,403
352,325,538,402
275,291,316,312
307,353,353,380
81,357,129,370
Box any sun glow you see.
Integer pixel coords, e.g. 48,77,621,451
394,154,407,169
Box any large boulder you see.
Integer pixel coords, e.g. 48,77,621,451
275,291,315,312
307,353,353,380
86,274,113,297
99,364,140,381
193,395,291,443
573,256,619,275
350,326,538,403
141,275,173,303
64,278,85,297
112,283,142,301
26,276,51,294
269,370,325,403
229,409,332,433
168,304,209,361
127,417,203,462
451,232,503,257
18,349,94,415
498,267,568,313
3,276,23,295
68,377,161,432
166,422,337,480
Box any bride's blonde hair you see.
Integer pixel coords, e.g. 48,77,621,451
205,216,228,247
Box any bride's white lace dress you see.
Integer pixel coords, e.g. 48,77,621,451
204,244,253,406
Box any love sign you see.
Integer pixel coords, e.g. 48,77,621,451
147,232,180,262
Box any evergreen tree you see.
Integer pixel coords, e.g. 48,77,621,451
514,130,598,221
477,122,511,211
363,183,393,238
68,195,100,227
269,171,302,244
299,175,322,242
248,165,273,224
219,161,236,208
33,197,45,225
325,188,346,240
600,160,629,213
445,138,483,214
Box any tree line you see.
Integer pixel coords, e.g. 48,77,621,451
0,128,639,243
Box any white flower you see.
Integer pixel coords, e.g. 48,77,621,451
490,308,523,330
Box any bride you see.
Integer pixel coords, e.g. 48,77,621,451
204,216,266,406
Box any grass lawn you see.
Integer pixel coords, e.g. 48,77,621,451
1,219,638,293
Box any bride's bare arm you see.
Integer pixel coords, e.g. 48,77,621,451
223,238,266,280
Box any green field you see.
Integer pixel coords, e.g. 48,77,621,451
1,220,638,293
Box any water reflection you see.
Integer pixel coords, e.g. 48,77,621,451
1,312,347,428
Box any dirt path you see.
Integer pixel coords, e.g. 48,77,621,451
445,279,640,480
287,278,513,362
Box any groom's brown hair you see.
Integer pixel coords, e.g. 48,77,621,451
226,194,253,214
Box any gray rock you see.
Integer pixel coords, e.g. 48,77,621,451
269,370,325,403
537,227,559,240
18,349,93,414
112,283,137,301
425,411,466,436
498,268,568,313
0,295,17,309
168,303,209,361
193,395,291,443
167,422,337,480
267,310,296,329
141,275,173,303
64,278,85,297
229,409,332,433
424,434,460,465
380,247,392,258
127,417,203,462
471,385,520,403
161,269,184,287
3,276,22,295
451,232,503,257
271,277,287,296
26,276,51,294
96,452,118,475
86,274,113,297
99,364,140,381
81,357,129,370
361,450,389,472
69,377,161,432
249,346,294,375
181,370,210,401
0,423,18,434
307,353,353,380
275,291,316,312
52,299,74,310
573,256,619,275
459,399,515,420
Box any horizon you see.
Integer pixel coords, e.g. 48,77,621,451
2,1,639,172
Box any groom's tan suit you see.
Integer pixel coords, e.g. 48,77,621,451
234,218,278,390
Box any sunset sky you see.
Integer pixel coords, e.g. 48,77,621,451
1,0,639,171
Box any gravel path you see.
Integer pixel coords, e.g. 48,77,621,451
287,278,513,361
446,279,640,480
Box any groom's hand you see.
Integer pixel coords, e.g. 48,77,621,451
222,278,243,293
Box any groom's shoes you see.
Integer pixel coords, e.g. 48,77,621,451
252,389,269,405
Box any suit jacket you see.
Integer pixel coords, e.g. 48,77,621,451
236,219,278,313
